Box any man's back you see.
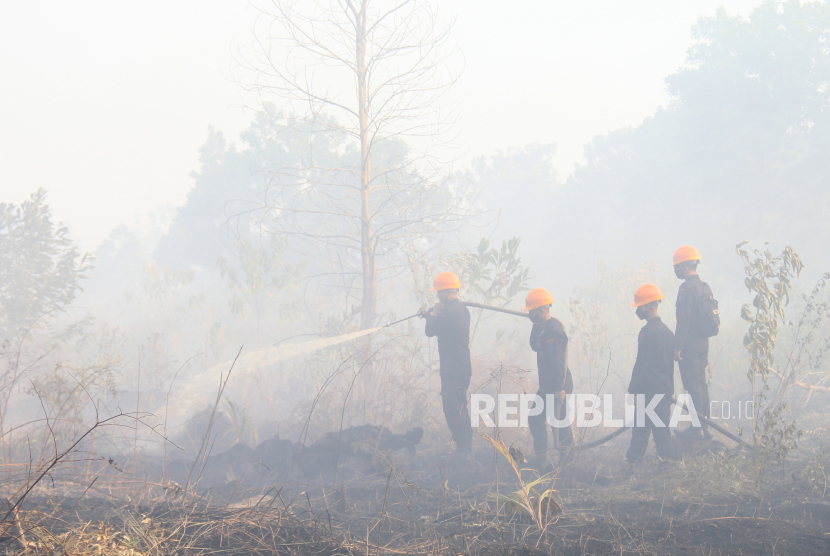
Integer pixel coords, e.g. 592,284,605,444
630,316,675,396
530,317,573,394
674,272,714,438
675,274,710,353
424,298,472,383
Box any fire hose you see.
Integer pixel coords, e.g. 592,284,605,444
697,413,753,450
563,425,630,452
462,302,529,318
385,304,750,452
383,302,529,328
560,402,752,452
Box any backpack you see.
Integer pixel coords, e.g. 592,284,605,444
696,282,720,337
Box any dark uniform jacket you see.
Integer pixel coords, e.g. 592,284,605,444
675,274,709,353
529,318,574,394
629,316,675,396
425,298,472,388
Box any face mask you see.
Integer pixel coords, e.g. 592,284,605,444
635,306,648,320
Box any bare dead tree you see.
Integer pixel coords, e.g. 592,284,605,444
237,0,474,330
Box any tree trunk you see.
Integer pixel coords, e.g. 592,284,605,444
357,0,376,330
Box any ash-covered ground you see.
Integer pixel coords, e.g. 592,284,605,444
10,415,830,556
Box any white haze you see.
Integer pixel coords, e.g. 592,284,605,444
1,0,761,252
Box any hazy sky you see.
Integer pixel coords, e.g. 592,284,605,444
2,0,761,251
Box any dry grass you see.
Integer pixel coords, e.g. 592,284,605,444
2,338,830,556
1,433,830,556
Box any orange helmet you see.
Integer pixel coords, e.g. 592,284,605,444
632,283,664,307
673,245,701,266
431,271,461,291
523,288,554,311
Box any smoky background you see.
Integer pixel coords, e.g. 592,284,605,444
3,1,830,554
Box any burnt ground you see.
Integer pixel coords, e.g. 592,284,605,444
6,427,830,556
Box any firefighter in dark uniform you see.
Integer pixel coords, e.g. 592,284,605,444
673,245,712,440
626,284,679,462
524,288,574,469
420,272,473,454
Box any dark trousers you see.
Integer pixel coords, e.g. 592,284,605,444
441,386,472,452
626,393,678,462
528,391,573,459
679,350,710,430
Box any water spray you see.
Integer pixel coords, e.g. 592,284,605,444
173,301,529,425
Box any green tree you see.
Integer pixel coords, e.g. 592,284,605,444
0,189,93,339
555,0,830,281
455,238,531,342
736,241,804,454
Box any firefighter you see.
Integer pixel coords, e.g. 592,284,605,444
626,284,679,463
673,245,715,440
524,288,574,469
419,272,473,455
